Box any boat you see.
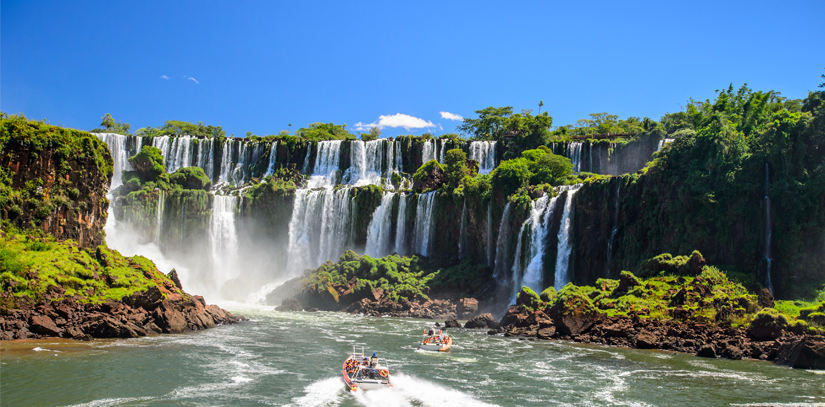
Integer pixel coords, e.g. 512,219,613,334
417,328,452,352
343,346,393,392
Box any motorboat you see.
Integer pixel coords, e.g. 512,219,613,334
343,346,393,392
418,328,452,352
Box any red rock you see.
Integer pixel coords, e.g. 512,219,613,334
30,315,62,336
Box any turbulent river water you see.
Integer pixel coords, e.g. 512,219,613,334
3,303,824,406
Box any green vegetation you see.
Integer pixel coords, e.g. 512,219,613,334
135,120,226,139
90,113,132,134
458,106,553,156
293,122,355,141
297,252,488,306
0,227,184,310
0,114,113,229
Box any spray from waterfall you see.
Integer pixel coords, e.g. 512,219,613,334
486,201,494,266
554,185,582,290
286,188,353,275
421,140,436,164
210,194,240,289
154,189,166,245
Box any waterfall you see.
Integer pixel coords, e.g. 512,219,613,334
412,191,437,256
307,140,342,188
210,194,239,287
365,192,396,258
493,202,513,279
169,135,194,172
230,142,250,185
458,200,468,258
469,141,497,175
554,185,582,290
764,163,773,294
588,143,593,173
219,139,235,184
345,139,397,187
486,201,494,266
567,142,583,173
394,140,403,171
438,139,447,164
96,133,130,188
154,189,166,245
394,193,408,255
204,138,215,181
510,195,559,301
421,140,435,164
286,188,353,274
266,141,279,175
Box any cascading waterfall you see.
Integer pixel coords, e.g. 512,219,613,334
567,142,583,172
764,163,773,294
96,133,130,188
421,139,436,164
469,141,497,175
346,139,396,187
209,194,240,287
365,192,396,258
493,203,513,279
438,139,447,164
154,189,166,245
554,185,582,290
266,141,279,175
606,183,620,276
219,139,235,184
394,193,408,255
458,200,468,258
413,191,437,256
510,195,558,301
204,138,215,181
656,138,675,152
307,140,342,188
286,188,353,274
230,142,250,186
394,141,403,171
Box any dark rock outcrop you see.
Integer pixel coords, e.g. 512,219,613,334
444,318,461,328
276,297,304,312
464,313,499,329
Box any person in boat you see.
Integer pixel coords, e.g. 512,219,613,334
370,353,378,368
428,328,434,336
363,357,369,366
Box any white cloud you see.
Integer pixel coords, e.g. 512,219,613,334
440,111,463,121
161,75,169,80
184,75,199,84
354,113,435,131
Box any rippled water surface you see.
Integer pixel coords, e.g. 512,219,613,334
2,303,824,406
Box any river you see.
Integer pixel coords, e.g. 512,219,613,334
2,303,823,406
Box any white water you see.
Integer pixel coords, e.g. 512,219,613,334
95,133,131,188
469,141,497,175
553,185,582,290
412,191,437,256
346,139,397,187
219,139,235,184
287,188,353,275
567,142,583,173
210,194,240,289
307,140,342,188
438,139,447,164
394,193,408,255
493,203,512,279
365,192,396,258
421,139,436,164
266,141,279,175
510,194,559,300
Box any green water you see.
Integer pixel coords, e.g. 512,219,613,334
2,303,823,406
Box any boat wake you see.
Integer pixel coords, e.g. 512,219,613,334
291,374,498,407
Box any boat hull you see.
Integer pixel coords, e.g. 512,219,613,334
418,335,452,352
343,355,392,392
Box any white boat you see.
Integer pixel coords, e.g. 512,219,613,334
343,346,393,392
418,328,453,352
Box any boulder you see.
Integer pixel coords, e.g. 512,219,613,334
617,271,641,293
123,286,163,310
757,288,774,308
152,300,188,333
635,330,659,349
29,315,62,336
168,269,183,290
444,318,461,328
456,298,479,319
775,336,825,369
537,326,556,338
464,313,499,329
722,345,743,360
276,297,304,312
748,309,788,340
696,344,717,358
516,287,542,309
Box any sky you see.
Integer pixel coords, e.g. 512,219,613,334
2,1,824,138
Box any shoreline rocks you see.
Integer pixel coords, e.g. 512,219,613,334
0,291,245,341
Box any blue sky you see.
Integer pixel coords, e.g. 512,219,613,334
2,1,824,138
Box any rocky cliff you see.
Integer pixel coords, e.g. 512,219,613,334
1,117,113,249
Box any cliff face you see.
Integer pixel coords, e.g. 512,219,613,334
0,118,112,248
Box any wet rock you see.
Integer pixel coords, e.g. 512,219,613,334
537,326,556,338
444,318,461,328
464,313,499,329
276,297,303,312
456,298,479,319
167,269,183,290
722,345,743,360
696,344,716,358
30,315,62,336
123,286,163,310
775,336,825,369
152,300,188,333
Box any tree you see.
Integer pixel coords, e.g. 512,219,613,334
538,100,544,114
457,106,514,140
444,148,471,186
100,113,114,131
362,126,381,141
